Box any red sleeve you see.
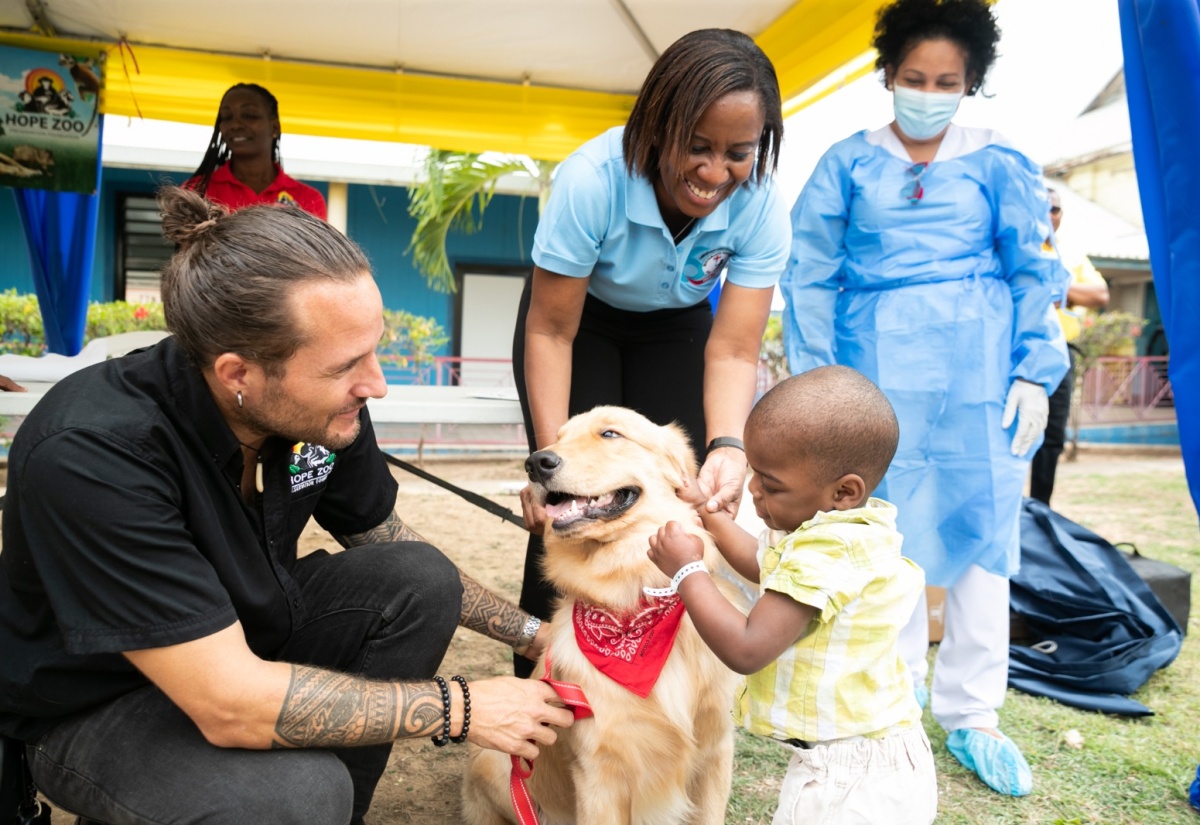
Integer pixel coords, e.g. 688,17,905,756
296,185,328,221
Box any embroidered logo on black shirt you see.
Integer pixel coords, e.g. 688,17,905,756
289,442,336,494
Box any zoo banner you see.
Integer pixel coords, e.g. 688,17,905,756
0,44,104,193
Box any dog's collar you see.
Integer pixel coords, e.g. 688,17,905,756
572,596,685,698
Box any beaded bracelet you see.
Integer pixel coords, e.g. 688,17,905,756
430,675,452,747
450,675,471,744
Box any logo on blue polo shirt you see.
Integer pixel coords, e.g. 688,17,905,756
686,247,733,287
289,442,336,494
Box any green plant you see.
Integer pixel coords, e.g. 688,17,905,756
0,291,168,356
376,308,450,382
0,289,46,356
405,149,553,293
85,300,167,340
759,314,788,388
1072,310,1147,376
0,295,448,386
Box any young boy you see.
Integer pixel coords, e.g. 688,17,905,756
647,365,937,824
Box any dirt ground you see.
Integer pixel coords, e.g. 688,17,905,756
8,447,1187,823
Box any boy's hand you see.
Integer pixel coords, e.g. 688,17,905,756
647,521,705,578
675,475,713,510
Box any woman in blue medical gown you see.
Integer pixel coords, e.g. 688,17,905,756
781,0,1068,798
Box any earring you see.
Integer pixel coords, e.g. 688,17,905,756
236,391,243,409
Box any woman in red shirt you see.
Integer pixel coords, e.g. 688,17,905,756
186,83,327,219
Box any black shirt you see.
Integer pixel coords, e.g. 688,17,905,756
0,337,398,739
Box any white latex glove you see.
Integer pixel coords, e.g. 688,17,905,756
1001,379,1049,457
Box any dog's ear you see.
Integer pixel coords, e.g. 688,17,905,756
660,421,697,487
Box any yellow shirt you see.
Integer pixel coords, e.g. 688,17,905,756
1045,236,1106,342
733,499,924,743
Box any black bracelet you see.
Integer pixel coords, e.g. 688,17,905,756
430,675,452,747
450,675,471,744
705,436,745,455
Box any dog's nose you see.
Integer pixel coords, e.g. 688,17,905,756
525,450,562,484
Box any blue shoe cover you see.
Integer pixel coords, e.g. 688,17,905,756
946,728,1033,797
914,683,929,710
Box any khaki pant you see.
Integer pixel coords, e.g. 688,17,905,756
772,726,937,825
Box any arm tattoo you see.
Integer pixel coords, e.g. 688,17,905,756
337,511,425,548
459,569,528,647
273,665,445,748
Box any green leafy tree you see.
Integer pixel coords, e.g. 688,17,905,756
376,308,450,384
1072,310,1147,374
0,289,46,356
405,150,554,292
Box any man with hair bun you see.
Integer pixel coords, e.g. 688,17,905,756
0,187,573,825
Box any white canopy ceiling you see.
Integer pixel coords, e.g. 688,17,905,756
0,0,886,158
2,0,797,95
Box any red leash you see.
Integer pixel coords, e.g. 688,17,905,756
510,653,592,825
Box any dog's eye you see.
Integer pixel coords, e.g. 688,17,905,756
600,430,623,439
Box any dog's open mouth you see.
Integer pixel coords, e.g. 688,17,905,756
544,486,640,528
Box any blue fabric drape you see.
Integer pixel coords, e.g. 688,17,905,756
1119,0,1200,516
10,117,104,356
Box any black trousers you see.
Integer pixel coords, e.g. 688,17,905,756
510,277,712,676
1030,348,1076,505
28,542,462,825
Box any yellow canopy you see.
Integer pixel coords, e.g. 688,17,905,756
0,0,886,161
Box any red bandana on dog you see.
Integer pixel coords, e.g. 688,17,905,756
573,596,686,697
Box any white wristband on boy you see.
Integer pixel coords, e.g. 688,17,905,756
643,561,709,598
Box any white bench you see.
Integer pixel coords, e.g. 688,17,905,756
1,383,523,425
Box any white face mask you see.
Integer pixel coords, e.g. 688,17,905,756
892,85,963,140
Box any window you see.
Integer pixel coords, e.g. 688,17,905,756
116,193,172,303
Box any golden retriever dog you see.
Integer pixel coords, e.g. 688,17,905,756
462,406,739,825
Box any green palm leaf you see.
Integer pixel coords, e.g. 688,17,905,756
405,150,533,292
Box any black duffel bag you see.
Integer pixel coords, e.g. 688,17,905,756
1117,542,1191,635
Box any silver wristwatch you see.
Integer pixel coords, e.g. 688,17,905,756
515,615,542,654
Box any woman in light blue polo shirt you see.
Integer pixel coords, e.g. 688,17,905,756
511,28,791,676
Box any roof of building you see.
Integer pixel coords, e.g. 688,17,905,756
1050,179,1148,264
1043,69,1147,265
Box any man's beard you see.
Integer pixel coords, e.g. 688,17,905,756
240,382,363,451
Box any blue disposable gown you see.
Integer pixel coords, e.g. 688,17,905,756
781,126,1069,587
